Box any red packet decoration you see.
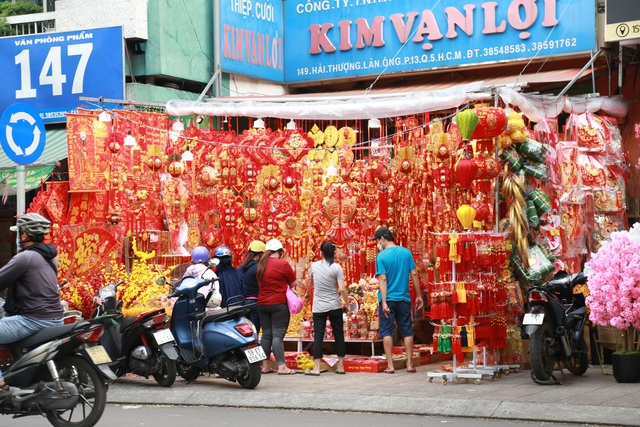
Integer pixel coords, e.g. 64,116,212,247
576,152,606,190
556,142,584,204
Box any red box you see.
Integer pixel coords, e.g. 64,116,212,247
392,346,405,355
343,356,386,373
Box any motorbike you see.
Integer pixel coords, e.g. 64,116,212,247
157,265,265,389
0,313,116,427
90,281,178,387
523,271,589,385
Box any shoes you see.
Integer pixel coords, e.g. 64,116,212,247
383,368,395,374
406,367,417,373
277,369,298,375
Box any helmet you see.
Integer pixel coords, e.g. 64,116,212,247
213,245,232,258
207,288,222,309
265,238,283,252
191,246,210,264
10,213,51,237
248,240,266,253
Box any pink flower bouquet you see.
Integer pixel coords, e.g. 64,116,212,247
585,223,640,350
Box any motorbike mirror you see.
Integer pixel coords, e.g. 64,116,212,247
208,258,220,268
156,276,167,286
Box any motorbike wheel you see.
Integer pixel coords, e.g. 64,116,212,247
565,336,589,376
236,357,261,390
529,320,557,383
45,355,107,427
152,355,177,387
176,362,201,382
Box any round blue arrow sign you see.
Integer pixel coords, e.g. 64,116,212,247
0,103,46,165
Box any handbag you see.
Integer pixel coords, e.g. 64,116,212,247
286,287,303,315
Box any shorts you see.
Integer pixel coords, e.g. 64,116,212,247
378,300,413,339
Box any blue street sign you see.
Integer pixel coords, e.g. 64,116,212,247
0,103,47,165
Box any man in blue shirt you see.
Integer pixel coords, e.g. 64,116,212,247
373,227,423,374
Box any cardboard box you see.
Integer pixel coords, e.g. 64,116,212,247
521,339,531,369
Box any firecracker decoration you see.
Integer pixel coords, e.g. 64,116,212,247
501,168,529,267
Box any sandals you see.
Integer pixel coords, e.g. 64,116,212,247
277,369,298,375
383,368,395,374
406,367,417,373
261,368,276,374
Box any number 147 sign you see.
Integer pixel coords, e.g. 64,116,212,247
0,26,124,123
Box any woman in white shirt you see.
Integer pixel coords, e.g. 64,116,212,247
304,241,349,375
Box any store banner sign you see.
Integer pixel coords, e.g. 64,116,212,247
0,26,124,124
283,0,596,83
219,0,285,82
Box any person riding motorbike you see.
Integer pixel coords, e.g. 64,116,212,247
0,213,63,399
183,246,221,310
213,245,244,308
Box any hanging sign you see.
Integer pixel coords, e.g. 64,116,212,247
0,26,124,123
605,0,640,42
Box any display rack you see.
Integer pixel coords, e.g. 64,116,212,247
283,336,381,356
427,259,484,384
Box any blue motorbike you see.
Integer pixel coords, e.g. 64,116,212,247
158,270,265,389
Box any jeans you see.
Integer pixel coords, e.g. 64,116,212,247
245,298,261,335
0,315,63,383
258,304,289,365
312,308,345,359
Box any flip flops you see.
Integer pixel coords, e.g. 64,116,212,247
406,367,417,373
305,371,321,376
278,369,298,375
335,370,346,375
261,368,276,374
383,368,395,374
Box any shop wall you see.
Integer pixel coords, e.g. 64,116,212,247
145,0,214,85
55,0,148,39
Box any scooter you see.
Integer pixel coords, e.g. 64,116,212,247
157,265,265,389
90,281,178,387
523,271,589,385
0,310,116,427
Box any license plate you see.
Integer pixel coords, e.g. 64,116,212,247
244,346,266,364
153,329,175,345
523,313,544,325
86,345,111,365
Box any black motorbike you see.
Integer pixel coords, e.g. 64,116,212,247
90,281,178,387
523,271,589,385
0,320,116,427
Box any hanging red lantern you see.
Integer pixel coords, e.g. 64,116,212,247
146,156,162,171
399,159,413,174
455,157,478,190
471,201,491,222
455,109,479,142
108,140,121,154
471,106,507,140
474,156,501,180
263,176,279,192
168,159,184,177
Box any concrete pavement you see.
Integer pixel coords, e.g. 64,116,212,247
106,362,640,426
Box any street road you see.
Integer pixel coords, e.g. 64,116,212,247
5,404,587,427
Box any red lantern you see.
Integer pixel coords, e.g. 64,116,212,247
168,160,184,177
471,106,507,140
471,201,491,222
399,159,413,174
263,176,279,192
243,206,258,223
455,158,478,190
474,156,501,180
108,140,121,154
146,156,162,171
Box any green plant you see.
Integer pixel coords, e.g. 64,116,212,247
0,1,42,17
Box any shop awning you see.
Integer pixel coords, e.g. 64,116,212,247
166,68,597,121
0,128,67,195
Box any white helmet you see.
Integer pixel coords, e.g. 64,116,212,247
207,289,222,309
265,238,283,252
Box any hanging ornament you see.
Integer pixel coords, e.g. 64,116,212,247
455,109,479,143
456,204,476,230
168,158,185,177
243,205,258,223
455,157,478,190
146,156,162,171
199,165,219,187
471,106,507,139
108,140,121,154
470,200,491,222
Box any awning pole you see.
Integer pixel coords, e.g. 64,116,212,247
197,67,221,102
557,49,604,98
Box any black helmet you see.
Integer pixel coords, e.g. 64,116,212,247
10,213,51,238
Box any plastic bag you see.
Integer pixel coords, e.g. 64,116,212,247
286,287,303,315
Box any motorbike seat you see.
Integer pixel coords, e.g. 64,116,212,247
119,316,139,332
202,306,249,326
0,321,89,349
548,271,586,288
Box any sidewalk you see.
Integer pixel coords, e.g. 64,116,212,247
106,362,640,426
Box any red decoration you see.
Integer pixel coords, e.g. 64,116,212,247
168,159,184,177
455,158,478,190
471,106,507,139
471,201,491,222
108,140,121,154
146,156,162,171
199,165,218,187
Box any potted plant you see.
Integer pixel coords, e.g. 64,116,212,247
585,223,640,383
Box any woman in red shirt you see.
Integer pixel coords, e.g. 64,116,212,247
256,239,298,375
